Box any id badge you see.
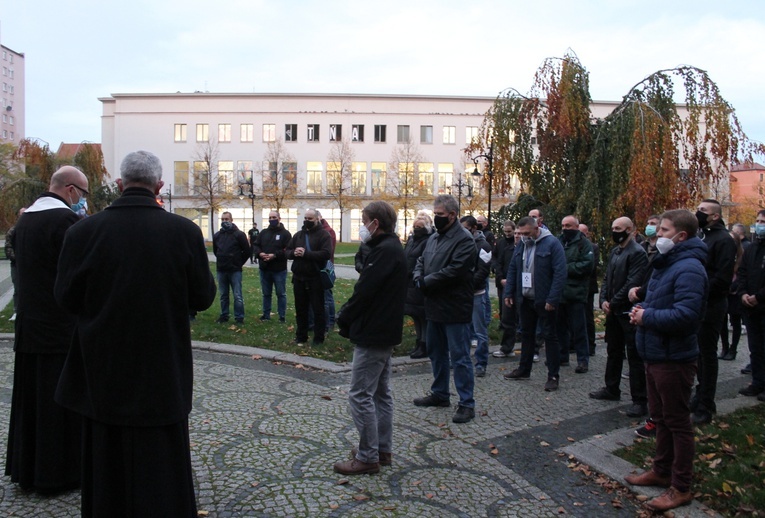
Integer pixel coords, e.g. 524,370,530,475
522,272,532,288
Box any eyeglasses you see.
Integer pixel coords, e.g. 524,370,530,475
66,183,89,196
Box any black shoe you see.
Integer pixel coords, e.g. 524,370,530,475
560,361,570,367
742,363,752,374
544,377,559,391
235,318,244,324
413,393,450,407
691,409,713,425
574,362,588,374
625,403,647,417
409,341,428,359
503,368,530,380
279,317,286,323
452,405,475,423
758,392,765,402
260,315,270,321
635,418,657,439
589,387,620,401
721,351,736,361
216,316,229,323
312,338,324,346
738,384,765,397
589,348,596,356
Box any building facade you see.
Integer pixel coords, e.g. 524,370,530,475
0,43,24,144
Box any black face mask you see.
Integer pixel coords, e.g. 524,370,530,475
269,219,279,228
562,229,578,241
413,227,428,238
476,223,484,231
302,220,315,231
434,215,450,232
696,210,709,229
612,230,629,244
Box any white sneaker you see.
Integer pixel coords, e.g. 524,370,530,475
471,339,478,348
9,313,16,321
533,354,540,362
492,350,509,358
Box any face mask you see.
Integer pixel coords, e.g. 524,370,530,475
221,221,233,230
755,224,765,238
433,215,450,232
269,219,279,228
645,224,657,237
656,235,678,254
302,220,315,231
696,211,709,228
476,223,484,231
612,230,629,244
413,227,428,238
562,229,578,241
68,189,87,213
359,221,376,243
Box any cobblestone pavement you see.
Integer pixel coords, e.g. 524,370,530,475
0,330,756,517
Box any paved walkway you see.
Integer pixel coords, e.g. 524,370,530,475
0,258,759,517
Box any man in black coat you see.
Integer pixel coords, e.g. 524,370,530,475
213,211,250,324
54,151,216,516
286,209,332,346
691,199,736,424
334,201,408,475
493,220,518,358
412,195,477,424
252,210,292,322
5,166,88,493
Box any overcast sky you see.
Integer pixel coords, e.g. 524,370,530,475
3,0,764,151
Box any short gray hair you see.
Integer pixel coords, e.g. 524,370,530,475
433,194,459,214
120,151,162,187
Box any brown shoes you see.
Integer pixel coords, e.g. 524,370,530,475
350,447,392,466
646,487,693,511
333,458,379,475
624,470,671,488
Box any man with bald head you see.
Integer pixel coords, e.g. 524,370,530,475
5,165,89,492
590,216,648,417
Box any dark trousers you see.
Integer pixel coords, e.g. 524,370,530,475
518,298,559,378
695,297,727,413
498,290,517,352
720,312,742,351
646,362,696,493
293,277,326,342
604,312,646,403
742,311,765,389
557,301,590,365
585,291,596,353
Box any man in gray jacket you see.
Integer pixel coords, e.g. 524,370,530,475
413,195,477,423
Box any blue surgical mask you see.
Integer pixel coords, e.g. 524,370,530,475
70,196,86,213
755,224,765,238
645,224,657,237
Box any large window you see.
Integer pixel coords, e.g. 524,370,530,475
397,125,410,143
174,124,187,142
437,163,454,194
262,124,276,143
443,126,456,145
420,125,433,145
193,161,207,191
237,161,254,186
285,124,298,142
374,125,386,143
466,126,479,145
351,162,367,195
371,162,386,195
218,161,234,194
307,124,320,142
196,124,209,142
283,162,298,189
306,161,322,195
326,161,342,194
218,123,231,143
352,125,364,142
418,163,434,195
329,124,342,142
398,164,415,195
240,123,254,142
174,161,189,195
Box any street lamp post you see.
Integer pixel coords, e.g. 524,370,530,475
238,172,256,227
452,173,473,215
471,142,494,231
163,184,173,213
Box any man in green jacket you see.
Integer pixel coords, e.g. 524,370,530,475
556,215,595,373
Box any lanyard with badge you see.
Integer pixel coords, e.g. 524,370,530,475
522,241,534,288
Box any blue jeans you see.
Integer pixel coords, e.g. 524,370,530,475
482,278,492,327
218,270,244,320
308,289,335,330
556,302,590,365
472,294,489,368
260,269,287,319
427,321,474,408
518,297,559,379
348,345,394,464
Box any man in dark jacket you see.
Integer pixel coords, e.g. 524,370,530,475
735,209,765,401
333,201,408,476
556,215,595,373
626,209,707,512
248,223,260,263
286,209,332,345
213,212,250,324
412,195,477,424
493,220,517,357
504,216,568,391
590,217,648,417
252,211,292,322
5,167,87,493
461,216,493,377
690,199,737,424
54,151,216,516
579,223,599,356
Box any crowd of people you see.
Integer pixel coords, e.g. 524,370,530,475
4,156,765,514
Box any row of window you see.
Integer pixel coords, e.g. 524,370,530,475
1,51,14,63
1,66,14,78
170,160,484,198
174,123,480,146
2,114,14,124
1,83,15,94
1,130,14,140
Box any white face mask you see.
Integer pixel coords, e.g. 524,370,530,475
359,221,376,243
656,233,681,254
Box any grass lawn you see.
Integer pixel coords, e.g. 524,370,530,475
613,403,765,516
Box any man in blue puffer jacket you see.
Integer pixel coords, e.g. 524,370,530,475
625,209,708,513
